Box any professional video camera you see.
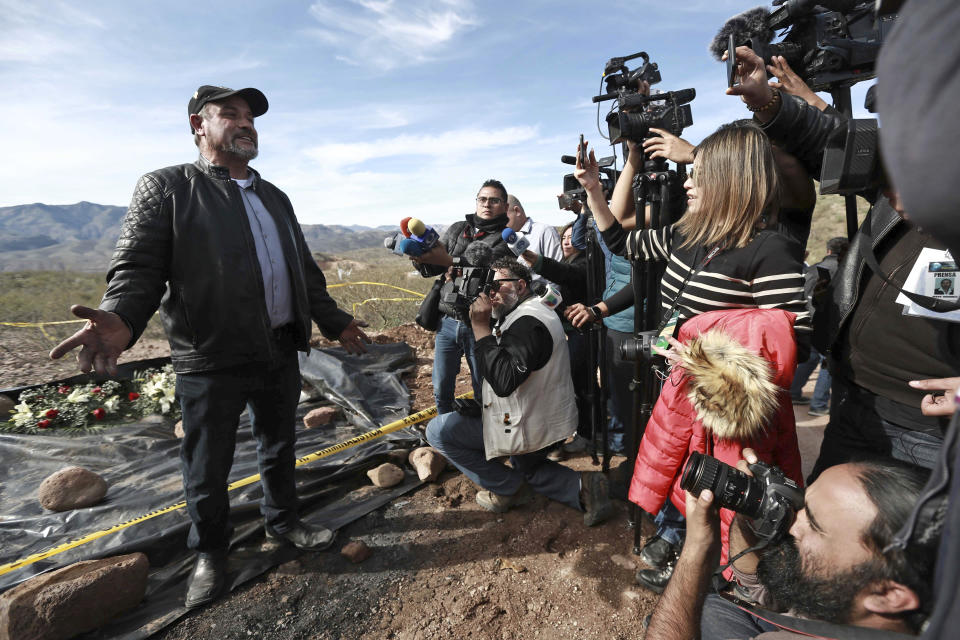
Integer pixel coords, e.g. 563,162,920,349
591,52,695,145
557,154,618,209
681,451,804,543
442,242,496,321
710,0,897,92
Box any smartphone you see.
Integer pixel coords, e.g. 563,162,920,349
578,134,586,166
726,33,738,88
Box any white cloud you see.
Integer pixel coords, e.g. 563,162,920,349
305,0,479,69
301,125,539,169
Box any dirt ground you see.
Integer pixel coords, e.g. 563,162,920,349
1,322,827,639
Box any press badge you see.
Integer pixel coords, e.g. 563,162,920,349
896,248,960,323
655,311,680,350
926,258,957,299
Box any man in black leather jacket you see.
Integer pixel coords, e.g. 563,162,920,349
728,46,959,482
51,85,370,609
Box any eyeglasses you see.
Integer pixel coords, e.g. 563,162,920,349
476,196,503,206
489,278,521,292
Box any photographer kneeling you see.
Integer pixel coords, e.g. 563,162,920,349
425,257,613,526
646,449,937,640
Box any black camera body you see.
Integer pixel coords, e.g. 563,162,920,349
753,1,895,92
605,96,694,145
592,52,695,145
443,266,495,322
558,155,619,209
681,451,804,543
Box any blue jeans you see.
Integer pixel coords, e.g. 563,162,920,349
653,498,686,547
790,348,831,412
809,376,944,483
176,342,302,552
426,411,582,511
433,315,481,414
604,328,633,454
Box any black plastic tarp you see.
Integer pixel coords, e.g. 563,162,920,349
0,343,427,639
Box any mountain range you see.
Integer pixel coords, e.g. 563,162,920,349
0,202,399,272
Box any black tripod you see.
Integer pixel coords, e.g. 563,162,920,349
579,206,611,470
622,151,686,554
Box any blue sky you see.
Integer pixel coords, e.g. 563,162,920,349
1,0,872,228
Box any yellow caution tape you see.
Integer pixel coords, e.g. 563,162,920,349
0,392,472,577
327,281,427,298
351,297,422,315
0,283,427,334
0,320,86,327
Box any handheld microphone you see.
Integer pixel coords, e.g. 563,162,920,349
501,228,530,256
397,237,424,257
396,217,440,257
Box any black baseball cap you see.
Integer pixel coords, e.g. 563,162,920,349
188,85,268,133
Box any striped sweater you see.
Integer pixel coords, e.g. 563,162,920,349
601,221,811,333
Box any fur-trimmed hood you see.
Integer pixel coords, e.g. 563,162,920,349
677,328,780,441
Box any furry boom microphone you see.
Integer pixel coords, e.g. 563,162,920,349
708,6,773,60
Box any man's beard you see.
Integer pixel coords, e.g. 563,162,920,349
492,290,520,320
221,136,258,160
757,537,888,624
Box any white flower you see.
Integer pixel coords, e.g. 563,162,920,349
11,402,34,427
66,388,91,404
104,395,121,413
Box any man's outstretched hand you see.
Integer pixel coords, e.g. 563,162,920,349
338,318,371,354
49,305,132,376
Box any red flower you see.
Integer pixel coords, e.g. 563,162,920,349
44,409,59,418
92,386,102,394
128,392,140,401
57,385,71,394
92,408,106,420
37,419,51,429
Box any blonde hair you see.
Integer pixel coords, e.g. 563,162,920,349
675,123,779,250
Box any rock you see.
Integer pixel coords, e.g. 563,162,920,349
610,554,637,571
0,395,14,419
0,552,148,640
367,463,404,488
37,467,107,512
385,448,411,467
340,541,372,564
408,447,447,482
174,420,184,439
497,558,527,573
303,406,338,428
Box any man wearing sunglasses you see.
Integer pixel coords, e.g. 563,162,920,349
425,258,614,525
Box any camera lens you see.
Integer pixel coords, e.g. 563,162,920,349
680,452,764,518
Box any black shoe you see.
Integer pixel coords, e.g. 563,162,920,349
185,552,228,609
635,557,676,594
639,535,679,569
265,521,336,551
581,472,614,527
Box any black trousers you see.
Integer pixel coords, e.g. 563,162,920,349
176,339,302,552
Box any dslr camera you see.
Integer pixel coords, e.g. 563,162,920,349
681,451,804,543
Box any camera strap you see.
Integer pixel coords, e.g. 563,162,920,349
859,213,960,313
656,243,723,334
